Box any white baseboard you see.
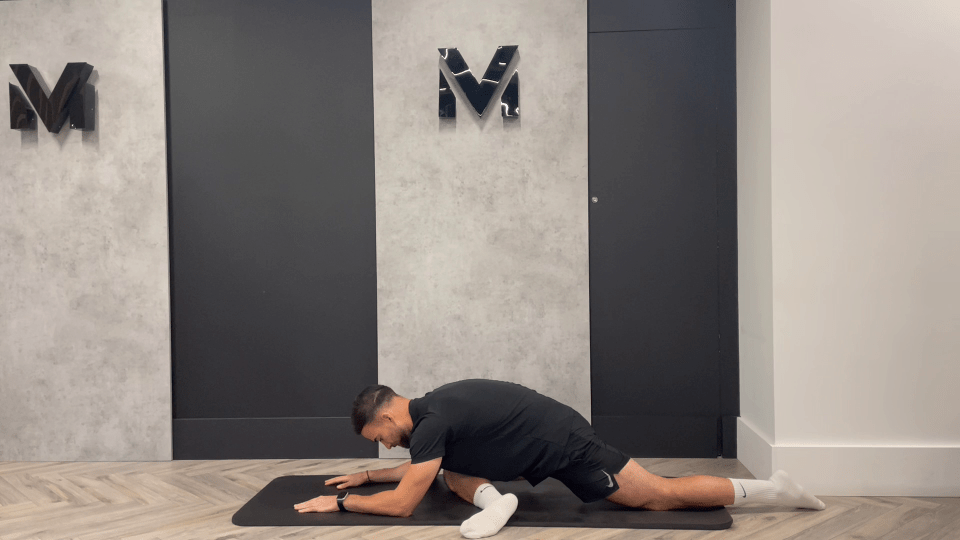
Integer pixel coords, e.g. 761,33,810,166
737,417,960,496
736,417,774,480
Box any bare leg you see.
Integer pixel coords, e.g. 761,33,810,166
443,470,491,505
607,460,736,511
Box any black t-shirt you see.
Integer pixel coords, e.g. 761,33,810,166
407,379,581,486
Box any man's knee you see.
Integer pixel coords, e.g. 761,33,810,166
442,470,488,504
442,470,471,493
641,483,678,511
606,462,677,511
611,481,675,511
442,470,457,490
443,470,461,483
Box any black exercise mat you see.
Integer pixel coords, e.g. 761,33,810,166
233,475,732,530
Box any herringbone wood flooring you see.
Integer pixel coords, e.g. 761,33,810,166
1,458,958,540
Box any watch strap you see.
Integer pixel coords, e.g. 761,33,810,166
337,492,349,512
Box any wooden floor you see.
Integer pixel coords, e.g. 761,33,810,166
1,458,958,540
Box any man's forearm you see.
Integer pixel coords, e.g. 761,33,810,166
343,489,411,517
367,460,411,483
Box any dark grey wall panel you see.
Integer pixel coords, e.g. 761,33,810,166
715,1,739,457
588,0,737,458
593,416,719,458
165,0,376,457
589,0,726,33
174,418,375,459
589,28,719,421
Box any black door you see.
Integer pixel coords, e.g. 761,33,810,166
588,0,738,457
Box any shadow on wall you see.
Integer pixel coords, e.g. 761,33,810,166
20,116,38,148
439,117,456,132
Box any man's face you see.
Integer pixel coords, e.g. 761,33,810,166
361,418,411,450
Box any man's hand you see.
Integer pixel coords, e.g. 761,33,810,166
294,494,339,513
293,459,440,517
325,472,369,489
294,472,368,513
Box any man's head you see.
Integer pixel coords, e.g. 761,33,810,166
352,385,412,450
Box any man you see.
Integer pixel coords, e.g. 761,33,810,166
295,379,825,538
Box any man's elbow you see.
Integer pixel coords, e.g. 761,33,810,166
392,496,419,518
388,503,414,518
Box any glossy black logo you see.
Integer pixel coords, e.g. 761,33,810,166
439,46,518,118
9,63,95,133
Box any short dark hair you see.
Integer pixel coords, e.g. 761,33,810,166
351,385,398,435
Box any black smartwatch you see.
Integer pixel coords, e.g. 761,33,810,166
336,492,350,512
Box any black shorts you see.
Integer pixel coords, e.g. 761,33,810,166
550,416,632,503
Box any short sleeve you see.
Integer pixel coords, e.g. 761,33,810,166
409,414,448,464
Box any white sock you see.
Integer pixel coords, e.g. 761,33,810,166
460,484,518,539
730,470,826,510
472,483,502,509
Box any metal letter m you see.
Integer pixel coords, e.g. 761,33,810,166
9,63,95,132
438,46,518,118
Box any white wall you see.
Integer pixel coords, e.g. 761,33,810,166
737,0,960,495
735,0,775,447
0,0,171,461
371,0,590,459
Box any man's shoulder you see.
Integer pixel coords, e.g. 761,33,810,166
412,379,516,424
430,378,530,394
